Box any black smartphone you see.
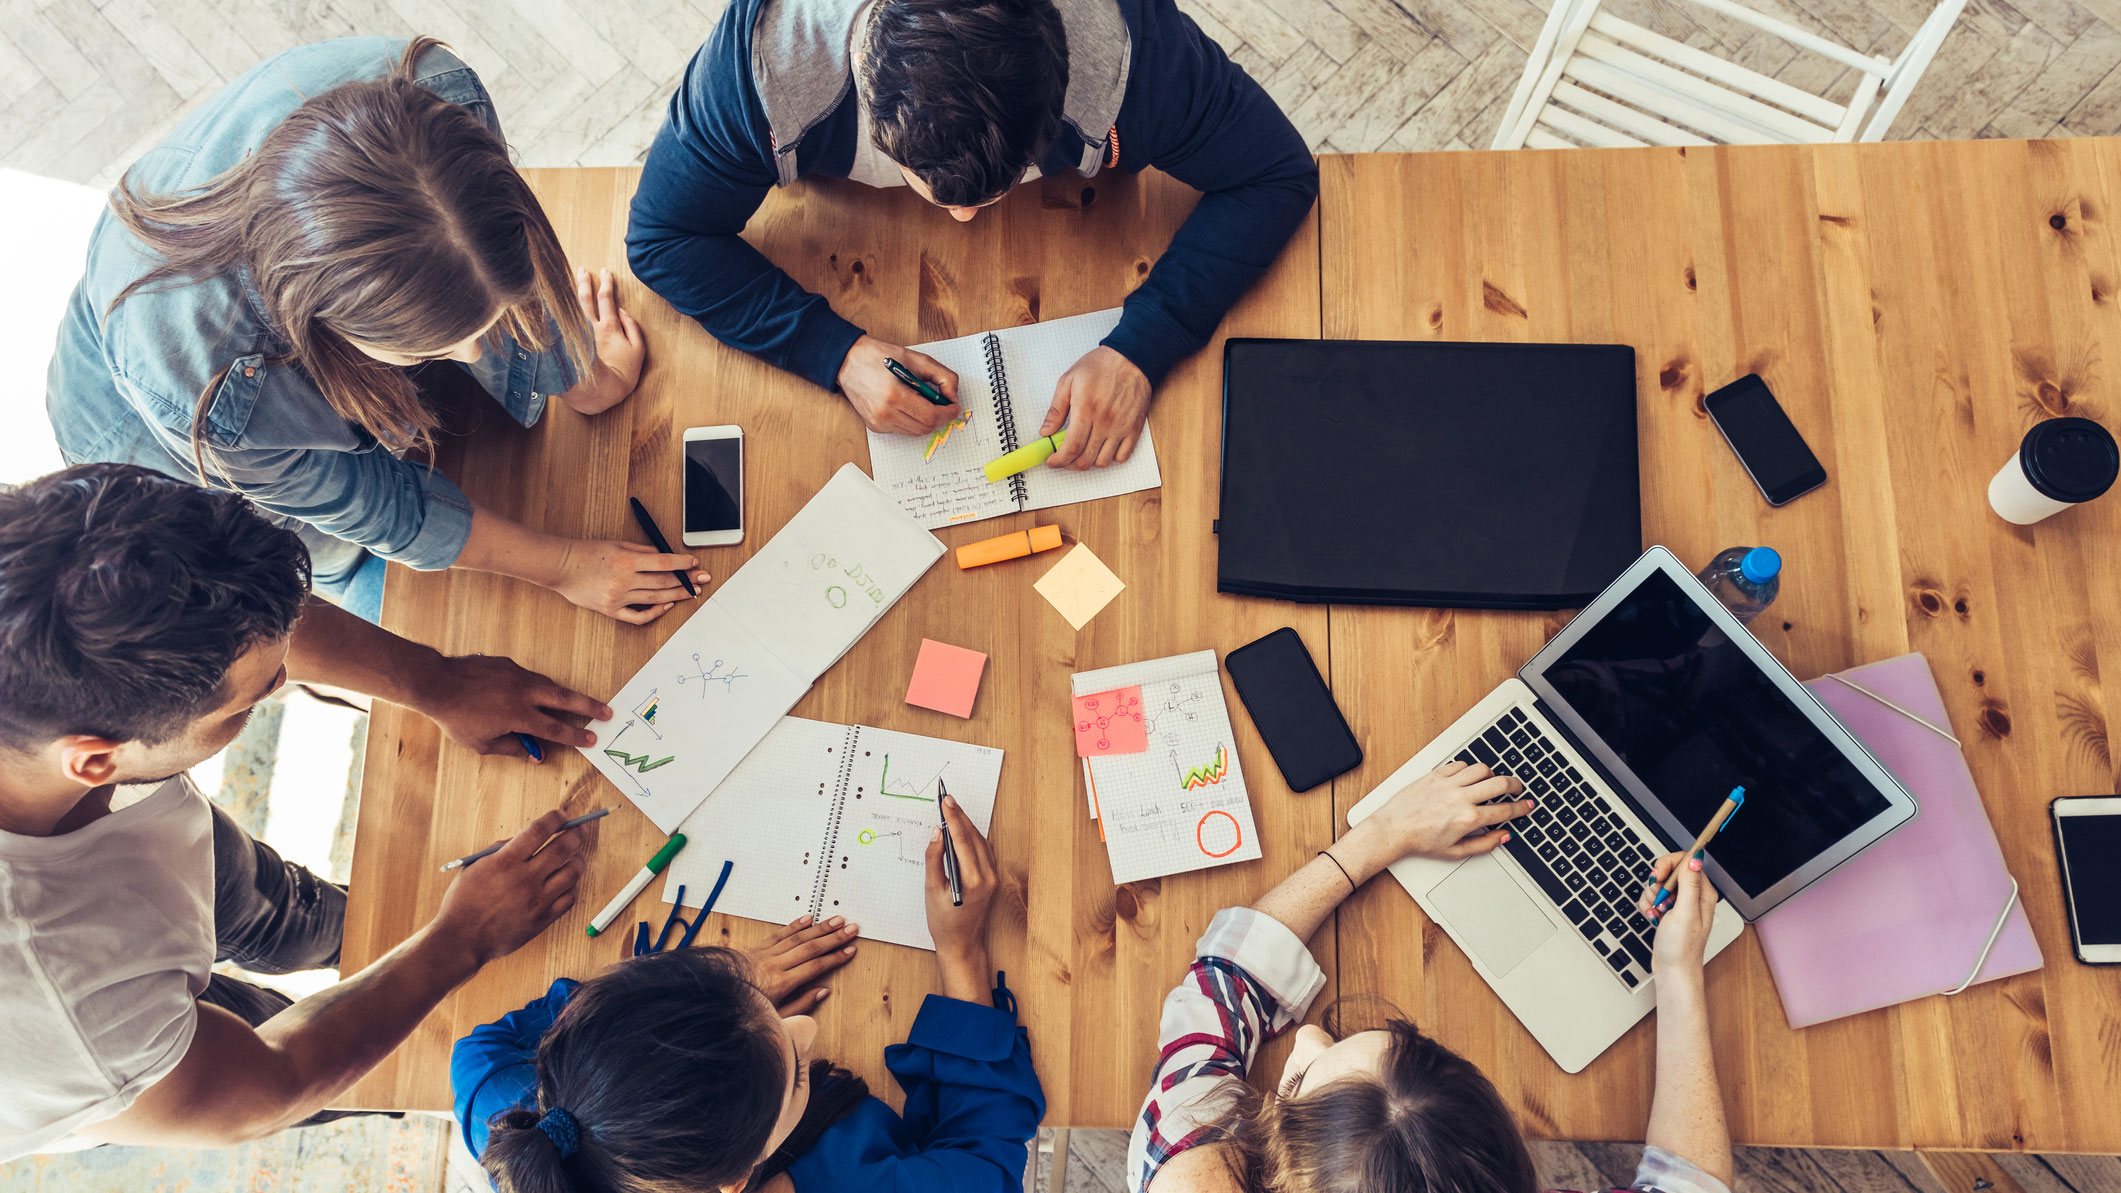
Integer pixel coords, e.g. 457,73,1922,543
1704,374,1828,506
1224,628,1362,793
2053,796,2121,964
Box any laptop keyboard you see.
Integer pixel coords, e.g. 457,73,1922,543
1454,708,1665,991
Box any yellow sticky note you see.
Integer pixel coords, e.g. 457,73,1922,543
1034,544,1125,630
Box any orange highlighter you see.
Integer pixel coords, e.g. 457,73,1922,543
956,525,1063,569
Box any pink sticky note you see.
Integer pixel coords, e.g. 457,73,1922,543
1073,686,1147,757
905,639,988,718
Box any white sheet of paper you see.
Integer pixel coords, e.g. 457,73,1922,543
714,464,947,679
1071,651,1262,884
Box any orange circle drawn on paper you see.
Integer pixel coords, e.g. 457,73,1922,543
1196,809,1242,858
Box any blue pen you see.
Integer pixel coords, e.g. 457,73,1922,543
1652,786,1744,913
517,733,545,762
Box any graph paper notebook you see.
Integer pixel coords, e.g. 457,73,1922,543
580,465,947,832
1756,653,2043,1027
866,308,1162,530
1070,650,1261,884
661,718,1003,951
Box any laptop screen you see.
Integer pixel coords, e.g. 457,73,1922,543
1537,568,1892,897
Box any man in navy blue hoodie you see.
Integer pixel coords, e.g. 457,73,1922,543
627,0,1318,471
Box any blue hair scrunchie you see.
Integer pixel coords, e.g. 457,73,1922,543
536,1107,581,1158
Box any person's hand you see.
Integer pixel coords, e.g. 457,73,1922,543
1339,760,1530,878
1641,851,1719,979
745,914,861,1016
549,539,709,625
837,334,961,435
925,794,998,1003
1040,346,1151,470
414,653,613,758
560,267,646,416
431,809,590,964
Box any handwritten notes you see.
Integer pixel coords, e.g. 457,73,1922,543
1035,544,1125,630
1074,686,1147,756
906,639,988,719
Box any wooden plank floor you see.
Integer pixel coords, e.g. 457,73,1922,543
1026,1132,2121,1193
4,0,2121,188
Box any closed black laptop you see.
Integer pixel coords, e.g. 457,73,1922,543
1217,339,1641,609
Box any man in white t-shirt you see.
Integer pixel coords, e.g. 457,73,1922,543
0,464,615,1156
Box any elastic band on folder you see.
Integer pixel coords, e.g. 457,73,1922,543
1827,668,2013,997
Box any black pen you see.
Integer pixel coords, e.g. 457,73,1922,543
628,498,698,598
938,778,963,907
885,357,953,407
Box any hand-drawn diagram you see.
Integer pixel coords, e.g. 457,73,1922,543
855,827,921,863
1179,745,1229,790
606,748,675,773
631,692,664,738
879,755,946,801
1142,683,1204,736
1074,687,1146,755
676,654,747,697
924,409,973,461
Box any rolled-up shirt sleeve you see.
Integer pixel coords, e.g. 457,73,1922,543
201,441,475,570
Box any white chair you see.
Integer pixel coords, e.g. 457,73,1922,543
1491,0,1968,148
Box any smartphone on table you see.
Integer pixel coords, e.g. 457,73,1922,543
1704,374,1828,506
2053,796,2121,964
1224,627,1362,793
683,425,744,547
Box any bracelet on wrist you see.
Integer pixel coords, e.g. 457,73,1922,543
1318,850,1358,892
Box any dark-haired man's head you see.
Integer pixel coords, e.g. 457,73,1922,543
0,464,310,791
858,0,1069,215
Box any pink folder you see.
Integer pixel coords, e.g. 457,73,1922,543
1754,652,2043,1028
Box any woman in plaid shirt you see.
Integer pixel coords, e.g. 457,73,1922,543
1128,759,1734,1193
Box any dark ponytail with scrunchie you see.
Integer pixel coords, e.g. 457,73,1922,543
479,948,866,1193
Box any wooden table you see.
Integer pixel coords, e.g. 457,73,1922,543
344,141,2121,1154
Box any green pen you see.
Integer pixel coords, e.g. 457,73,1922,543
585,833,687,937
884,357,952,407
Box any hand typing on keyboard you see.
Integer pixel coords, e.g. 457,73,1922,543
1341,760,1531,875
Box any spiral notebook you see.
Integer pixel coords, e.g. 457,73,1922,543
660,717,1004,951
579,465,947,833
866,308,1162,530
1070,650,1262,885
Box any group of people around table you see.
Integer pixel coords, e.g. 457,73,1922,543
3,5,1738,1192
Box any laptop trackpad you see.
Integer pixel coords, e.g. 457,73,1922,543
1430,858,1557,977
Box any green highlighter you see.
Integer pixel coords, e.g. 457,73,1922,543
585,833,687,937
984,431,1066,482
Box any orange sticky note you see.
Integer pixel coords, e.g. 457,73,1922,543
1073,686,1147,756
905,639,988,718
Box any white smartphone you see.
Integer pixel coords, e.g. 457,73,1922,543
682,425,744,547
2053,796,2121,964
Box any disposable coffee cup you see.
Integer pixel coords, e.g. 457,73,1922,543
1988,416,2118,525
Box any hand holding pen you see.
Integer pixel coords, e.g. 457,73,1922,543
926,791,998,1005
837,334,960,435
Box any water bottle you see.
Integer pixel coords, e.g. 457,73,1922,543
1697,547,1781,624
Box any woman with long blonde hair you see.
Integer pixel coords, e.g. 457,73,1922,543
47,37,705,625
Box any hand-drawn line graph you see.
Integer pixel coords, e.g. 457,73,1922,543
1179,745,1229,790
879,755,948,801
606,748,675,774
676,654,746,697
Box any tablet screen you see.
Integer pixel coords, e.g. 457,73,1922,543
1539,569,1891,896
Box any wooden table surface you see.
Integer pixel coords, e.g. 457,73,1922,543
342,141,2121,1153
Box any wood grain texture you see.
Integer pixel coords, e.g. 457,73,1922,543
1320,142,2121,1152
339,166,1326,1125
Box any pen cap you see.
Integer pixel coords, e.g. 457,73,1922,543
646,833,688,873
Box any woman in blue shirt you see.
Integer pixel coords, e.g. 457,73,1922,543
453,795,1042,1193
46,36,706,625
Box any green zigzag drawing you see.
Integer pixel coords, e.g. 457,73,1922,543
605,748,675,773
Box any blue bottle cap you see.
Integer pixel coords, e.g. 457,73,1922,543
1740,547,1781,584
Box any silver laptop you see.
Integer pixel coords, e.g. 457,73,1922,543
1348,547,1916,1073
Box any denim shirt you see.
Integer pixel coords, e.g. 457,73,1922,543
43,37,581,582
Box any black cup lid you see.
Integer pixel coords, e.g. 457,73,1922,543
2021,417,2119,503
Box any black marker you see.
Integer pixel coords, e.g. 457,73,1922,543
629,497,698,598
